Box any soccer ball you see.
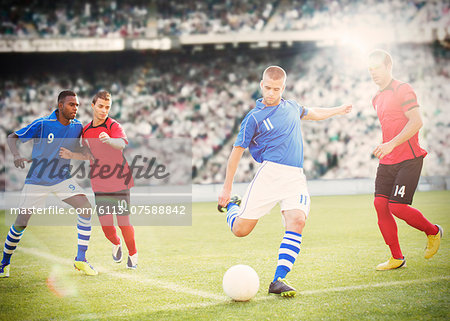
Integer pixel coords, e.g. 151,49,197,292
222,264,259,301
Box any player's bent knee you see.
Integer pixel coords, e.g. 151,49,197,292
291,216,305,229
232,227,251,237
232,223,251,237
15,212,32,228
231,218,257,237
283,210,306,232
283,210,306,223
64,195,93,217
64,194,92,208
291,218,305,231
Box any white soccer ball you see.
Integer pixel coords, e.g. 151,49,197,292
222,264,259,301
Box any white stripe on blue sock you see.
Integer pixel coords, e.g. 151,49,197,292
273,231,302,282
76,215,91,261
226,204,240,230
2,225,25,265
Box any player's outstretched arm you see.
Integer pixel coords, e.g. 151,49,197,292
7,133,31,168
373,107,423,160
218,146,245,207
303,104,352,121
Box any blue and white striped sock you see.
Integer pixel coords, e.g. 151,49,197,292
226,203,240,231
273,231,302,282
2,225,25,265
76,215,91,261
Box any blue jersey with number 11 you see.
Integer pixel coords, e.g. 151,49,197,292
15,110,83,186
234,99,308,168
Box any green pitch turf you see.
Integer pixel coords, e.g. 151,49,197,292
0,191,449,320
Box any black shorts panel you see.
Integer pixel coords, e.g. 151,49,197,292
374,157,423,204
95,189,130,216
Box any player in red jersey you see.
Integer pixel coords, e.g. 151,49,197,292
368,49,442,270
61,90,138,269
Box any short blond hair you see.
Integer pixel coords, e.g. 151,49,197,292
262,65,287,84
369,49,393,68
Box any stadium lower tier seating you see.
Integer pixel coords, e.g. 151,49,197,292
0,44,448,186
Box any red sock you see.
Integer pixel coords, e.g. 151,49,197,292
389,203,438,235
374,197,403,259
117,215,137,256
98,214,121,245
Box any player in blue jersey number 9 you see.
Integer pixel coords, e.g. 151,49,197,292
1,91,97,278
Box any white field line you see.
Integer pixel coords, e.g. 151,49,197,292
17,247,450,319
74,275,450,320
297,276,450,295
18,247,227,301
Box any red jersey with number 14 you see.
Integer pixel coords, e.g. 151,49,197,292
372,79,427,165
82,117,134,192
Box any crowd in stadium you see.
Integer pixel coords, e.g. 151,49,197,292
267,0,449,32
1,0,151,38
1,0,448,38
194,45,450,183
1,44,449,186
157,0,275,35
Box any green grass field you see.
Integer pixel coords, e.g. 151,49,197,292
0,191,449,320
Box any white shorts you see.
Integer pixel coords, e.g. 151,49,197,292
238,161,310,220
18,178,86,209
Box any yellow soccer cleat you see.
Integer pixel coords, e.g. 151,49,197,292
218,195,242,213
74,259,98,276
424,225,443,259
376,257,406,271
268,278,297,297
0,263,10,278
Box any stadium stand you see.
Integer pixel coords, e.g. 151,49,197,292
1,43,449,187
157,0,276,35
266,0,448,32
1,1,447,38
0,0,152,38
0,1,448,190
194,44,450,183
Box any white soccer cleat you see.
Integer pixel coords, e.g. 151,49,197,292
127,253,138,269
112,241,123,263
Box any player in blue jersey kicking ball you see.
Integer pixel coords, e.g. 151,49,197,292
218,66,352,297
0,90,97,277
